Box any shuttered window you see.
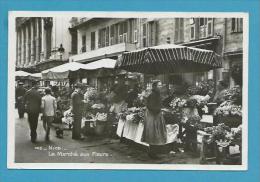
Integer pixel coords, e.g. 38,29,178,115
231,18,243,33
174,18,184,43
90,31,95,50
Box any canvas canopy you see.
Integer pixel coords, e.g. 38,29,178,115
116,44,222,75
42,59,117,80
84,58,117,70
41,62,89,80
15,70,31,77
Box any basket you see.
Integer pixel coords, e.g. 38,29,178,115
94,121,107,135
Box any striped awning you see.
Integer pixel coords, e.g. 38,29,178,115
116,44,222,74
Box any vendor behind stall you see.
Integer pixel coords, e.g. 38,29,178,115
213,80,228,105
142,81,167,159
109,78,128,115
126,83,140,108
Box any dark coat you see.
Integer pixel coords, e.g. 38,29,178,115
24,88,41,113
146,89,162,115
15,86,26,100
71,91,84,116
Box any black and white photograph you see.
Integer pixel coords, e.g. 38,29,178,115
8,12,248,170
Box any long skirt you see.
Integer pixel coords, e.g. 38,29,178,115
142,109,167,145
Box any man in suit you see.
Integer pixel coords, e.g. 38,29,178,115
71,83,85,140
24,81,41,143
15,82,26,118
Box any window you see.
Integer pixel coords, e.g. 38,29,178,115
198,18,214,39
190,18,196,40
98,27,107,48
148,21,157,46
91,31,95,50
118,21,128,43
142,21,157,47
81,35,86,53
174,18,184,43
129,19,138,43
105,27,110,46
231,18,243,33
142,23,147,47
110,24,115,45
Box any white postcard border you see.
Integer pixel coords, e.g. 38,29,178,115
7,11,248,170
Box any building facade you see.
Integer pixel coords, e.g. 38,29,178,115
16,17,72,72
68,17,243,88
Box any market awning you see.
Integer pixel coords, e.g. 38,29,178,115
15,70,31,77
116,44,222,74
42,62,88,80
84,58,117,70
79,58,117,78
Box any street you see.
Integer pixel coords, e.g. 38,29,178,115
15,110,200,164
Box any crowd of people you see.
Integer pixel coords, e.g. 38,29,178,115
15,78,230,160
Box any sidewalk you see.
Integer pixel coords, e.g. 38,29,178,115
15,110,200,164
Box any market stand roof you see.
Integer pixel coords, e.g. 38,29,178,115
15,70,31,77
84,58,117,70
15,70,41,80
41,59,117,80
116,44,222,75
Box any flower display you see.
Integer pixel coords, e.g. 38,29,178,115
223,85,242,105
62,108,74,127
214,101,242,117
138,89,151,102
91,103,105,110
204,123,230,142
170,97,187,109
187,80,214,96
84,87,98,102
95,112,107,122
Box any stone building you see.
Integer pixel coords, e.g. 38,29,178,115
65,17,243,88
16,17,72,72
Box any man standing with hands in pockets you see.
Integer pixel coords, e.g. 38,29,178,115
42,88,57,141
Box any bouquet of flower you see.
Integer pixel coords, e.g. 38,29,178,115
95,112,107,122
62,107,74,127
187,80,214,96
84,87,98,102
138,89,151,101
223,86,242,105
170,97,187,109
91,103,105,110
215,101,242,117
204,123,230,142
125,107,145,123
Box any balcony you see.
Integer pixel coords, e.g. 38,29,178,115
69,43,137,63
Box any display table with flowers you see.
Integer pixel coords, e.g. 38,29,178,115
214,86,242,128
199,123,242,164
116,107,180,146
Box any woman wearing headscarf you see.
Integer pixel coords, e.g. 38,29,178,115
142,81,167,159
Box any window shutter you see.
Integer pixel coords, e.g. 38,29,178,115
231,18,236,32
105,27,109,46
142,23,147,47
180,18,184,42
239,18,243,32
207,18,213,36
174,18,179,42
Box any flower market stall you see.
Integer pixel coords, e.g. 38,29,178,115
114,43,243,163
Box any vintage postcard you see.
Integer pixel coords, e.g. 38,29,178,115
8,11,248,170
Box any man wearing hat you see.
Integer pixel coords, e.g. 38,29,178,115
24,81,42,143
15,82,26,118
71,83,85,140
